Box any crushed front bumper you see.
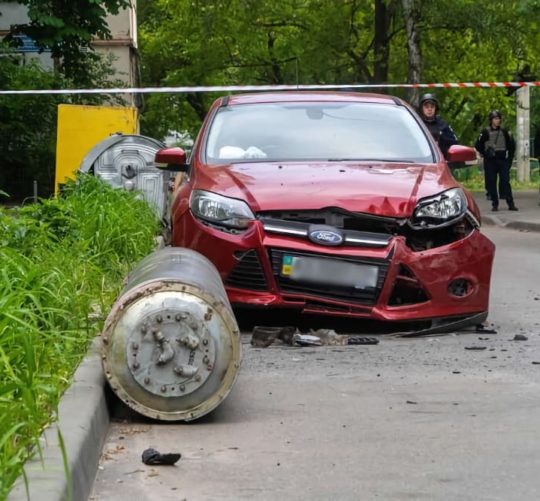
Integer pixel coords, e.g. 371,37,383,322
175,214,495,325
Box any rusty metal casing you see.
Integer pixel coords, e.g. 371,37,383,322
101,247,242,421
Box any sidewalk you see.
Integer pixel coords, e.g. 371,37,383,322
471,190,540,232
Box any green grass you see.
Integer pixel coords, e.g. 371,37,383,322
0,175,160,498
455,165,540,192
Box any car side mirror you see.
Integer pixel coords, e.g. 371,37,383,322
446,145,477,169
155,147,189,172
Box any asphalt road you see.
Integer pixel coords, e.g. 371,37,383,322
91,225,540,501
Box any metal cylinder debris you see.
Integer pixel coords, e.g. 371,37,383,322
101,247,242,421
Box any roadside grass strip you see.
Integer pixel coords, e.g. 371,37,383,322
455,164,540,191
0,175,160,498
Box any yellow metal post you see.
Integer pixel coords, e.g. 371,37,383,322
55,104,138,192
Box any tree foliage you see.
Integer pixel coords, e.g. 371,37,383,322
138,0,540,148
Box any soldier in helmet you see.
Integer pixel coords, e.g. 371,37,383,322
418,93,458,158
475,110,518,211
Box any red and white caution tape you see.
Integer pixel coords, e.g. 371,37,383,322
0,81,539,95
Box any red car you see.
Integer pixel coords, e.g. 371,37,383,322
156,92,495,332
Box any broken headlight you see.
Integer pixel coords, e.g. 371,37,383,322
409,188,467,229
190,190,255,229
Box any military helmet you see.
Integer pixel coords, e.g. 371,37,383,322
419,93,439,109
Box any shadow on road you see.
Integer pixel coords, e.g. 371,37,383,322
233,307,431,335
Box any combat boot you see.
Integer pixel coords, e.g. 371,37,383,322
507,199,518,211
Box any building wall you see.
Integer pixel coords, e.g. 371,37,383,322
92,1,139,91
0,2,54,70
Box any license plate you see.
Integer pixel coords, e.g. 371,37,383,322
281,255,378,289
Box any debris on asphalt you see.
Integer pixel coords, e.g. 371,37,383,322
252,326,380,347
393,314,489,337
511,334,528,341
465,346,487,350
277,326,296,345
251,326,296,347
101,444,126,461
293,329,380,346
293,333,324,346
347,336,380,345
532,361,540,365
475,324,498,334
406,400,418,405
307,329,348,345
141,448,181,466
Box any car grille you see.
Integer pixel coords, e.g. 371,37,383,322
225,250,268,291
258,209,403,234
260,217,392,248
269,248,389,304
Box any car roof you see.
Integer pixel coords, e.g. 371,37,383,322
225,91,401,106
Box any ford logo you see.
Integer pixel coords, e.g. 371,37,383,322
308,226,344,246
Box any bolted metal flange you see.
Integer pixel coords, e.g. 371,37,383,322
127,308,216,398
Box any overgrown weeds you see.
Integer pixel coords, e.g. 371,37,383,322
0,174,160,498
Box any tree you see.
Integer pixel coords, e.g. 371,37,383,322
402,0,421,107
0,51,64,199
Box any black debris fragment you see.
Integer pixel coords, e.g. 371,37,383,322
406,400,418,405
142,448,181,466
277,326,296,345
511,334,528,341
532,361,540,365
465,346,487,350
348,336,380,345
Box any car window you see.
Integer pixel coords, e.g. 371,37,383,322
204,102,434,164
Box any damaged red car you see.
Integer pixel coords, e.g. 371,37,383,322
156,92,495,332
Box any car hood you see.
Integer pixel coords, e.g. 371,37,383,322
199,161,456,218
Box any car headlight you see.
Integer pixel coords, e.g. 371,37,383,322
190,190,255,229
410,188,467,228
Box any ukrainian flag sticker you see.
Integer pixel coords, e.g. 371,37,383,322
282,255,293,276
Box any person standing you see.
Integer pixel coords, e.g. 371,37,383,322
418,93,458,158
475,110,518,211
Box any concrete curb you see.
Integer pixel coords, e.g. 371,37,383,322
481,215,540,233
8,338,109,501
